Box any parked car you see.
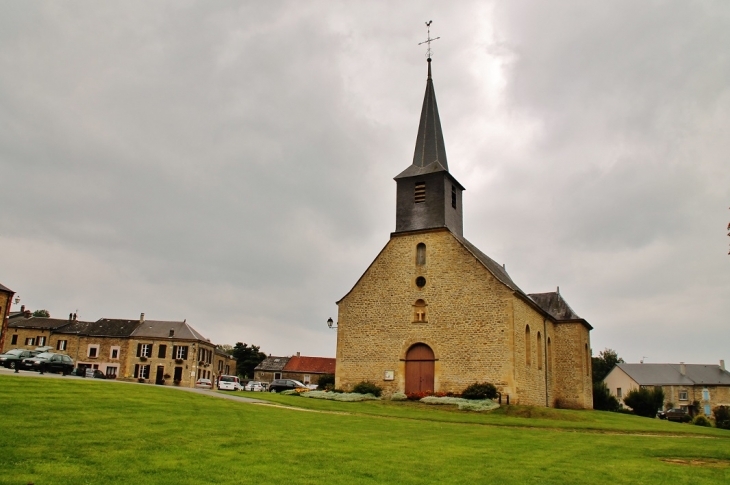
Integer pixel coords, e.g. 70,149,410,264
0,349,41,369
195,378,213,389
268,379,308,393
22,352,74,375
245,380,264,392
218,375,243,391
659,408,690,422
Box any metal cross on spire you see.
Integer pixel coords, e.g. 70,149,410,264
418,20,440,60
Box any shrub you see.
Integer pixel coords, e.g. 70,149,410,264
592,381,620,412
352,381,383,397
317,373,335,391
713,405,730,429
692,415,712,427
623,387,664,418
390,392,408,401
461,382,498,400
281,390,299,395
420,396,499,412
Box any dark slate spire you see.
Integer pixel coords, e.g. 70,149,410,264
396,58,449,179
413,58,448,169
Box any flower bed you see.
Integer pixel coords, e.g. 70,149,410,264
420,396,499,412
299,390,380,402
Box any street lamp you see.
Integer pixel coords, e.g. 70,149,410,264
327,317,337,329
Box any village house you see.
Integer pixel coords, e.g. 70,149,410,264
254,353,336,387
604,362,730,416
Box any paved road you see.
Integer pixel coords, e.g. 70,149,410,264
0,366,269,404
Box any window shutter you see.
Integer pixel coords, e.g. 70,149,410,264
173,346,178,359
136,344,141,357
134,364,139,378
182,346,188,360
158,345,166,359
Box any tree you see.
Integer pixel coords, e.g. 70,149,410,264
591,348,624,384
216,344,234,354
231,343,267,379
32,309,50,318
592,381,620,412
623,387,664,418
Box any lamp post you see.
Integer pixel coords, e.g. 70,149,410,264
327,317,337,329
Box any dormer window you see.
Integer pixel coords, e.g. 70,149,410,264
451,185,457,209
415,182,426,203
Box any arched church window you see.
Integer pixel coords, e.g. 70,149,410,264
525,325,531,367
451,185,457,209
416,243,426,265
585,344,590,377
537,332,543,370
413,299,427,323
547,337,552,374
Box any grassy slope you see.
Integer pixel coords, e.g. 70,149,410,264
0,376,728,485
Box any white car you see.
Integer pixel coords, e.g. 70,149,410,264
218,375,243,391
244,380,264,392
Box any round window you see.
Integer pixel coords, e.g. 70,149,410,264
415,276,426,288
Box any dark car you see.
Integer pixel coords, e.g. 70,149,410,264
22,352,74,375
268,379,308,393
659,408,691,422
0,349,40,369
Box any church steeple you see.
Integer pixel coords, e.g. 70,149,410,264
412,58,448,171
393,57,465,237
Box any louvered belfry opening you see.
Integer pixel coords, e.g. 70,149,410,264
414,182,426,203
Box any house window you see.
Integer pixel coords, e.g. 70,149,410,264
414,182,426,203
158,345,167,359
225,365,230,374
11,335,17,345
137,343,152,358
218,360,223,372
537,332,543,370
702,389,710,401
37,336,46,346
413,299,427,322
304,374,311,384
88,345,99,358
134,364,150,379
679,391,688,401
616,388,622,398
451,185,457,209
416,243,426,265
110,347,120,360
25,337,35,346
275,372,282,380
106,366,118,377
525,325,531,367
174,367,183,382
704,405,711,415
57,340,67,351
174,346,188,360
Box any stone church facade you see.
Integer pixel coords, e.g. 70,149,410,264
334,58,593,408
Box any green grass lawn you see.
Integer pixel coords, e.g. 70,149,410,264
1,375,729,484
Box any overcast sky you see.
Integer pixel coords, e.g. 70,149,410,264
1,1,728,364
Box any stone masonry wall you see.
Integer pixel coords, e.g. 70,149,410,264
551,323,592,409
335,229,590,407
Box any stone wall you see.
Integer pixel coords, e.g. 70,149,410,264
551,323,592,409
336,229,592,408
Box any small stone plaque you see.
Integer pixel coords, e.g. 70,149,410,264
384,370,394,381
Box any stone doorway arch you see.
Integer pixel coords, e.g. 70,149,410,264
405,343,435,394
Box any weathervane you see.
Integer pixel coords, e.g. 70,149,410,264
418,20,440,60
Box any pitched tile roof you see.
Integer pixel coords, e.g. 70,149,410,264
130,320,209,342
255,356,290,372
528,291,581,320
8,317,74,330
57,319,140,337
283,356,336,374
616,363,730,386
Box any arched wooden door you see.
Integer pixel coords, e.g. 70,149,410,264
405,343,435,394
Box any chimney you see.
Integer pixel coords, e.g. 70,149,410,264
73,313,77,321
679,362,686,375
721,360,726,371
297,352,300,357
20,305,25,312
24,310,31,319
69,313,73,322
140,313,145,324
169,329,174,338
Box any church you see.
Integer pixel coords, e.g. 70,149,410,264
334,56,593,409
